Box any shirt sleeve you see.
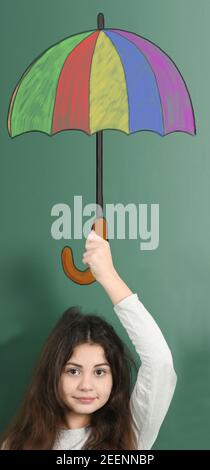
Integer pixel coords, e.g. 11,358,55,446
113,293,177,450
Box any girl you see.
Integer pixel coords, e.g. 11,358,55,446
1,231,177,450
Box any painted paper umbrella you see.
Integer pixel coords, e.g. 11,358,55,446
8,13,196,285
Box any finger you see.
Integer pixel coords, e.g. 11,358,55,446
85,241,101,251
83,248,97,258
85,234,105,245
82,251,93,261
87,230,96,241
82,250,98,263
82,255,90,265
86,236,106,249
87,230,104,242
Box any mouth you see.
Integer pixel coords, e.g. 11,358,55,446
74,397,96,403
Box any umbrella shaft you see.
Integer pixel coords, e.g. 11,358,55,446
96,131,103,216
97,13,104,30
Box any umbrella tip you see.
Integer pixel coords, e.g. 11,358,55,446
97,12,104,30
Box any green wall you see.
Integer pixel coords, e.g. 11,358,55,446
0,0,209,450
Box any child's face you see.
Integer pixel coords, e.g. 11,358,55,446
59,343,113,427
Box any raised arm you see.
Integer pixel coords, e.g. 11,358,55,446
113,293,177,449
83,231,177,450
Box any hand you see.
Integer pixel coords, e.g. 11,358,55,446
82,230,117,284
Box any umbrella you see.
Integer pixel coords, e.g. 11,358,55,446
8,12,196,285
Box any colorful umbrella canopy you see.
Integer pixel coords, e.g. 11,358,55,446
8,13,196,286
8,25,195,137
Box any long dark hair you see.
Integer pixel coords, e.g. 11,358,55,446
1,307,138,450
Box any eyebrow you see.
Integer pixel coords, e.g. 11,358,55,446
66,362,110,368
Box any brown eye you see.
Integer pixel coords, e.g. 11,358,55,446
66,368,80,376
95,369,106,376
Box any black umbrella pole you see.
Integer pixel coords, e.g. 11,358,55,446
96,131,103,218
96,14,104,219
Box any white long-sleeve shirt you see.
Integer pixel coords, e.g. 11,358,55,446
53,293,177,450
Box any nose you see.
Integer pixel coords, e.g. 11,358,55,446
78,373,94,391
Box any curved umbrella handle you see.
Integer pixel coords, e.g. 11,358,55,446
61,218,108,285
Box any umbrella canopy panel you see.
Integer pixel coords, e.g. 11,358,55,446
8,29,196,138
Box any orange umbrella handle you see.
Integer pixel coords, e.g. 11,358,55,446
61,218,108,285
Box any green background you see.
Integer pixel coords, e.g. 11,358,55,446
0,0,209,450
